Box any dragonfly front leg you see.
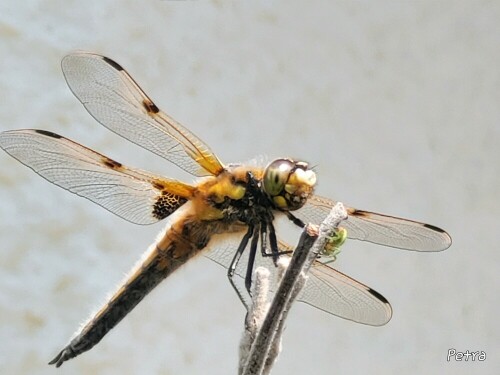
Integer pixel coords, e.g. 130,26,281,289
260,220,292,263
285,211,306,228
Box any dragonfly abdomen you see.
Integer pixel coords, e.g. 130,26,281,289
49,212,218,367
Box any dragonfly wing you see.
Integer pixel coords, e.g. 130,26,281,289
0,129,194,225
296,195,452,252
299,258,392,326
61,53,224,177
204,231,392,325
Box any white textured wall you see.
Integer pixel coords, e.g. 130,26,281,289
0,1,498,374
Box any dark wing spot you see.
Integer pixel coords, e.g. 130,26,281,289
349,209,369,217
367,287,389,305
151,180,165,190
102,56,124,71
142,99,160,114
101,157,122,169
152,193,187,220
35,129,62,139
423,223,447,233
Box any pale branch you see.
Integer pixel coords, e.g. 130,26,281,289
239,202,348,375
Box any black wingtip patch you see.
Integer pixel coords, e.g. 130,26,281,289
102,56,124,71
35,129,62,139
423,223,446,233
367,287,389,305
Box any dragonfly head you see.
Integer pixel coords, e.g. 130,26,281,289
262,158,316,211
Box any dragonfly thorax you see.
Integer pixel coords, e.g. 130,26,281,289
206,167,274,226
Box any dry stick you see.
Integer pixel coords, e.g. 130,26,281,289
240,202,348,375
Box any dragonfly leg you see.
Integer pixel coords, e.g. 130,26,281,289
260,220,292,262
259,224,267,257
244,225,260,293
227,225,253,308
268,221,280,266
285,211,306,228
227,225,253,279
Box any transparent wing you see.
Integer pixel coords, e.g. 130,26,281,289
204,230,392,326
61,52,224,177
296,195,452,252
0,129,194,225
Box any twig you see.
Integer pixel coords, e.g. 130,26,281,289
239,202,348,375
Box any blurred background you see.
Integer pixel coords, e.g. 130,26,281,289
0,1,498,374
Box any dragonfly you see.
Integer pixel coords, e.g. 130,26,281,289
0,53,452,367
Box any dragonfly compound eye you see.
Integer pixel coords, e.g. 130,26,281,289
263,158,317,210
263,159,293,197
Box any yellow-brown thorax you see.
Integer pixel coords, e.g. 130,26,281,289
191,159,317,224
